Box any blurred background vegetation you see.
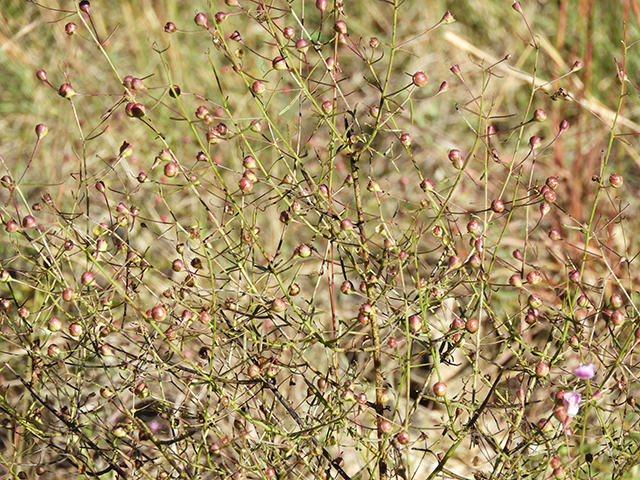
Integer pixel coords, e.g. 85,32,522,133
1,0,639,217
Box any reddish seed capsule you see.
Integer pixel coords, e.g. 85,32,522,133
448,149,462,162
215,12,228,23
527,271,542,285
340,219,353,231
559,120,570,131
283,26,295,39
316,0,328,13
549,228,561,240
195,106,209,119
568,269,580,283
546,176,559,189
400,133,412,146
409,315,422,334
164,22,177,33
237,177,253,192
172,259,185,272
247,364,261,378
65,22,77,35
48,344,61,356
163,161,178,178
420,179,435,192
279,210,291,224
99,344,114,356
538,417,553,432
468,254,481,268
151,305,166,320
491,199,505,213
467,219,480,234
610,294,623,309
466,318,479,333
367,179,382,193
5,220,19,233
22,215,37,229
379,419,393,433
272,56,287,70
251,80,265,95
134,383,149,398
334,20,347,34
36,69,48,82
241,156,256,169
528,294,543,308
610,173,623,188
513,249,523,261
58,83,76,98
326,57,336,71
48,317,62,331
540,202,551,217
169,84,181,97
18,307,29,318
340,280,353,294
577,294,589,308
125,102,145,118
397,431,410,445
69,322,83,337
271,297,286,312
452,318,465,330
321,100,334,114
243,170,258,183
535,362,549,377
433,382,447,396
369,37,379,48
412,71,428,87
62,288,75,302
529,135,541,149
544,189,556,203
298,244,312,258
533,109,547,122
194,13,208,28
448,255,462,270
78,0,90,14
611,310,625,326
81,271,95,285
288,283,300,296
250,120,262,133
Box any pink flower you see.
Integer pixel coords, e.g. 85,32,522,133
563,391,581,416
574,363,595,379
147,420,162,434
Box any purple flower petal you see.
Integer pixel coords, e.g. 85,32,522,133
563,391,581,416
574,363,595,379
